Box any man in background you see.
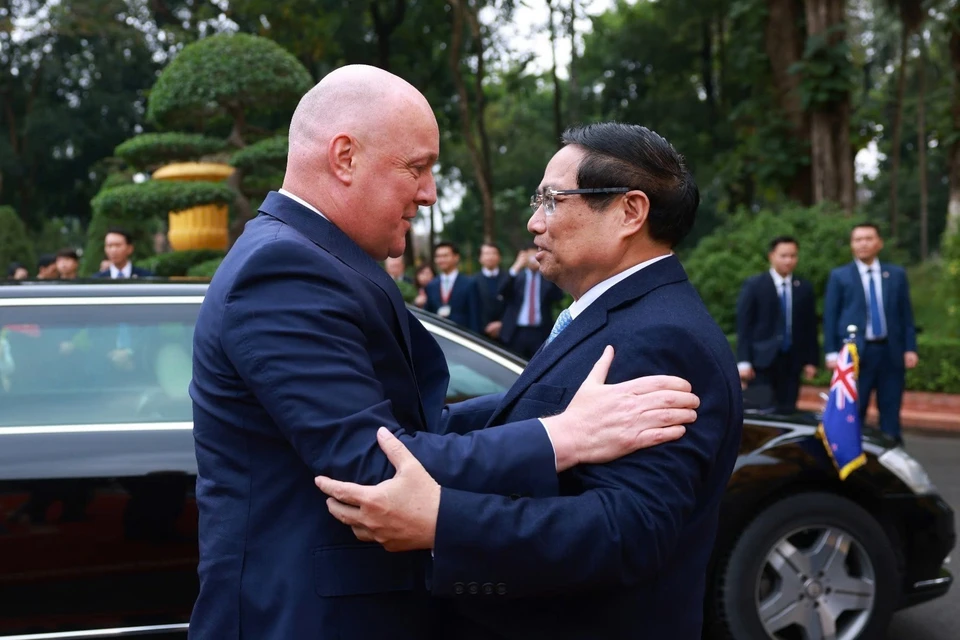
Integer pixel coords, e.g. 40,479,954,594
36,254,59,279
94,228,153,279
425,241,481,332
55,249,80,280
823,222,918,445
476,242,509,342
385,256,413,284
736,236,818,413
498,243,564,358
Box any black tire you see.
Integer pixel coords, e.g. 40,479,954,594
713,492,900,640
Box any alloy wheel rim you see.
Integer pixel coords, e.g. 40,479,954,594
755,525,876,640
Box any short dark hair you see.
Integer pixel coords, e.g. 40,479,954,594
105,227,133,245
851,222,881,238
434,241,460,256
415,263,435,277
560,123,699,248
768,235,799,253
480,242,501,254
37,254,56,269
55,248,79,261
7,262,23,277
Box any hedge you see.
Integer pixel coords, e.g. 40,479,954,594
141,250,226,277
90,181,236,219
230,136,288,173
727,335,960,394
115,133,228,170
147,33,313,130
0,206,36,274
186,256,225,278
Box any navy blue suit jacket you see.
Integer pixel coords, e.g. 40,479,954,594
498,270,565,345
188,192,558,640
823,262,917,360
478,271,511,328
431,256,744,639
93,265,154,278
425,273,482,332
736,272,819,370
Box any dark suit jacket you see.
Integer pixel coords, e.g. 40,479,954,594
736,272,819,370
425,273,482,333
431,256,744,640
188,192,558,640
477,271,511,328
93,265,154,278
823,261,917,361
498,270,564,345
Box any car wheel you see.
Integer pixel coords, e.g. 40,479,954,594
715,492,900,640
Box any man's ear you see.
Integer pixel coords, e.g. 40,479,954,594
621,190,650,238
328,133,356,185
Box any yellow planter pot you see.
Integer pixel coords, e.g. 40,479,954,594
153,162,235,251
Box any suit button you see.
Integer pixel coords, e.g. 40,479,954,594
454,582,465,595
496,582,507,596
482,582,494,595
468,582,479,595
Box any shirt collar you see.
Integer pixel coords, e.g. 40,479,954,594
110,262,133,279
769,268,792,287
855,258,881,275
481,268,499,278
569,254,672,320
279,188,329,221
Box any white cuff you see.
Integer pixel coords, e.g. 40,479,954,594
737,361,752,374
539,418,558,470
825,352,838,364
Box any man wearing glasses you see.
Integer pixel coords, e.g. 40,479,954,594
318,122,744,639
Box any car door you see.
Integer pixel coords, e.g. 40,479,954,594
0,293,201,637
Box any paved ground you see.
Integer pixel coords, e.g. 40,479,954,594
885,433,959,639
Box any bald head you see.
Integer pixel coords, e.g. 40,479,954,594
280,64,440,260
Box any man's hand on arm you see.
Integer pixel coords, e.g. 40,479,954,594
542,345,697,472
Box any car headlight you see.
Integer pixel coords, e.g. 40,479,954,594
878,447,937,495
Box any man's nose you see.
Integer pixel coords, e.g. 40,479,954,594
417,174,438,206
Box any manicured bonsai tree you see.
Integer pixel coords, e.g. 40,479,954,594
0,206,36,275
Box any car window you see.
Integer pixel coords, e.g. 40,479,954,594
0,302,200,427
428,331,521,402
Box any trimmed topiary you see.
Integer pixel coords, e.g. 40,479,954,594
0,206,36,274
115,133,229,170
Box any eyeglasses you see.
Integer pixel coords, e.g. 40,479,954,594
529,187,632,216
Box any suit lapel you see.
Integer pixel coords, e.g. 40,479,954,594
485,256,689,427
848,262,867,312
879,263,891,317
257,191,415,361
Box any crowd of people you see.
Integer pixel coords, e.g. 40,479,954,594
5,228,153,282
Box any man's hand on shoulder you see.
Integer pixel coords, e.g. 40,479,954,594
542,346,698,472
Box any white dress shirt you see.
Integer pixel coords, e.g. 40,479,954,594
109,262,133,279
825,259,886,365
439,270,459,300
568,254,672,319
481,268,500,278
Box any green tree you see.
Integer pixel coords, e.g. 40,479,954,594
0,206,36,273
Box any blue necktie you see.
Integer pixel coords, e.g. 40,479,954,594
779,281,791,352
868,268,885,339
546,308,572,345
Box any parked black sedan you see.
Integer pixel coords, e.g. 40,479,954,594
0,282,953,640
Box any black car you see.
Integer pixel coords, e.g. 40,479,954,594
0,282,953,640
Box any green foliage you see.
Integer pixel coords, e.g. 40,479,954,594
396,279,418,304
146,33,313,131
230,135,288,172
942,224,960,335
791,26,857,110
0,207,37,274
186,257,225,278
141,250,226,277
115,133,229,170
685,204,861,334
91,181,236,219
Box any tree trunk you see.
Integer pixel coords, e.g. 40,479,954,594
701,16,715,132
547,0,563,146
917,37,928,260
369,0,407,71
227,167,254,246
765,0,812,204
889,27,909,239
804,0,855,211
447,0,495,243
566,0,581,125
947,21,960,239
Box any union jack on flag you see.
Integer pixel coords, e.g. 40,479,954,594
817,341,867,480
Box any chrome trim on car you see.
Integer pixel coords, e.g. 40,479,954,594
0,422,194,436
420,322,525,375
0,296,204,307
913,576,952,589
0,623,189,639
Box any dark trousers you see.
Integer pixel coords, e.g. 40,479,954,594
752,349,800,414
858,341,905,443
507,326,548,360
